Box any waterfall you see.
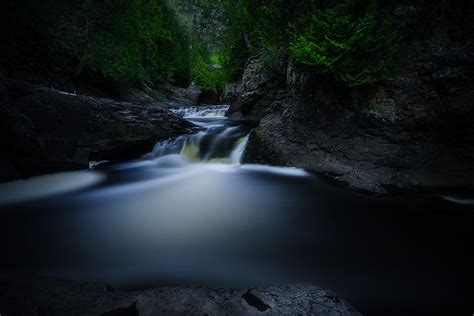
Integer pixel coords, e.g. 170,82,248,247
145,106,251,164
230,135,249,164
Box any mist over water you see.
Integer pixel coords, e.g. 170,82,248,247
0,106,473,315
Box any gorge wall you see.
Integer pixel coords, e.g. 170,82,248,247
229,0,474,194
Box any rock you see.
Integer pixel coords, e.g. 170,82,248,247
0,78,195,183
0,276,362,316
232,1,474,195
160,82,202,108
228,54,288,123
198,89,221,105
101,303,139,316
221,82,243,103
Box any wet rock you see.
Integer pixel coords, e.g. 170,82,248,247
0,276,362,316
0,78,195,183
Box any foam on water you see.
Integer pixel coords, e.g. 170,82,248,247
171,105,229,119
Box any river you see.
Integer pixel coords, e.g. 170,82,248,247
0,105,472,315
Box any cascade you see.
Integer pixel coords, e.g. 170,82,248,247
145,105,251,164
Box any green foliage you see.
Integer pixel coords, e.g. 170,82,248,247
191,55,226,92
211,1,252,82
220,35,251,81
289,0,400,87
157,4,192,86
1,0,401,91
246,1,314,51
212,0,400,87
1,0,192,87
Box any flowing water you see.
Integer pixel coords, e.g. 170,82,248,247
0,105,473,315
143,105,250,164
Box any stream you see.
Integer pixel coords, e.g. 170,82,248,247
0,105,473,315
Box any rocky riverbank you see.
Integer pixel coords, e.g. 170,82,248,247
0,275,362,316
229,1,474,195
0,76,196,183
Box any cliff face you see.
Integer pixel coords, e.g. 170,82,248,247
229,1,474,194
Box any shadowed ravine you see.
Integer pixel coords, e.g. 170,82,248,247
0,106,473,315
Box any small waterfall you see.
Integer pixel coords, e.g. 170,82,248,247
230,135,249,164
170,105,229,118
143,137,187,160
146,105,251,164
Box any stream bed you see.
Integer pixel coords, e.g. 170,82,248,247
0,105,473,315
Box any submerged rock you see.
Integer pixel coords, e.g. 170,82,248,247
0,276,362,316
0,78,194,183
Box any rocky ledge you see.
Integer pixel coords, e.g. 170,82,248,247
229,1,474,195
0,77,195,183
0,276,362,316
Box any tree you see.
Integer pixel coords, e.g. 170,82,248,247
289,0,401,87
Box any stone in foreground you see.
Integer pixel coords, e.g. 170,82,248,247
0,276,362,315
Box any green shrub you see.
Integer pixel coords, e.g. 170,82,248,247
290,0,400,87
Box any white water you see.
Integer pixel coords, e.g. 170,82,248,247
145,105,250,164
170,105,229,119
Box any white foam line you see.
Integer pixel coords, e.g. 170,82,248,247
74,166,207,200
0,171,105,206
442,196,474,205
239,164,310,177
